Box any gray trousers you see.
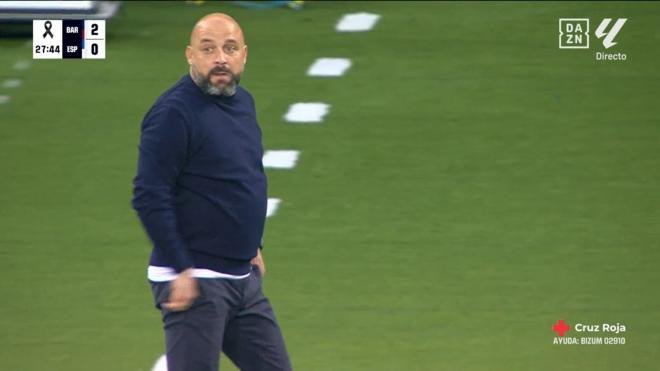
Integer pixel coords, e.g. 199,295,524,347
150,267,292,371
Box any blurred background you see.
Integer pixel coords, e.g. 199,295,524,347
1,1,659,370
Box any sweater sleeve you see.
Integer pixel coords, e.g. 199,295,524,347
132,104,194,272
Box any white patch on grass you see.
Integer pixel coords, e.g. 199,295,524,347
284,102,330,123
336,12,381,32
267,198,281,218
263,150,300,169
151,354,167,371
0,95,10,105
2,79,22,88
306,58,352,77
13,60,31,70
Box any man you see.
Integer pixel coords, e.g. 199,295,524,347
132,13,292,371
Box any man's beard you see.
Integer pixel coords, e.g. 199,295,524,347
192,66,241,97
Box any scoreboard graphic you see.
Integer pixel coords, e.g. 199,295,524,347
33,20,105,59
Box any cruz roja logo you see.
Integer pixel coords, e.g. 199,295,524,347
551,319,627,345
559,18,628,61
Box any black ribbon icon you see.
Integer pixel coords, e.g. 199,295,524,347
43,21,54,38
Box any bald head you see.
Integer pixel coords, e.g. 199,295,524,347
186,13,248,97
190,13,245,47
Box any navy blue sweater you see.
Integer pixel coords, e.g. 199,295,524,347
132,75,267,275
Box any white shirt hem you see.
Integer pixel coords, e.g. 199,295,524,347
147,265,250,282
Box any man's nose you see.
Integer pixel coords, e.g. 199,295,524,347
213,50,229,65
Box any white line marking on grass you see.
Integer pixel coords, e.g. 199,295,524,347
284,102,330,123
0,95,11,105
151,354,167,371
263,150,300,169
336,12,381,32
13,60,31,70
267,198,281,218
2,79,22,88
307,58,352,77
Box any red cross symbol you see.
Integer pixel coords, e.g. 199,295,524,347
553,320,570,337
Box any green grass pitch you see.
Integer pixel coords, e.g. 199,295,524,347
0,2,659,370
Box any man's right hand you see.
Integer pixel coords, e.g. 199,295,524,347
163,268,198,312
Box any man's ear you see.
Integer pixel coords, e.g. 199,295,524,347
243,45,248,65
185,45,193,65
